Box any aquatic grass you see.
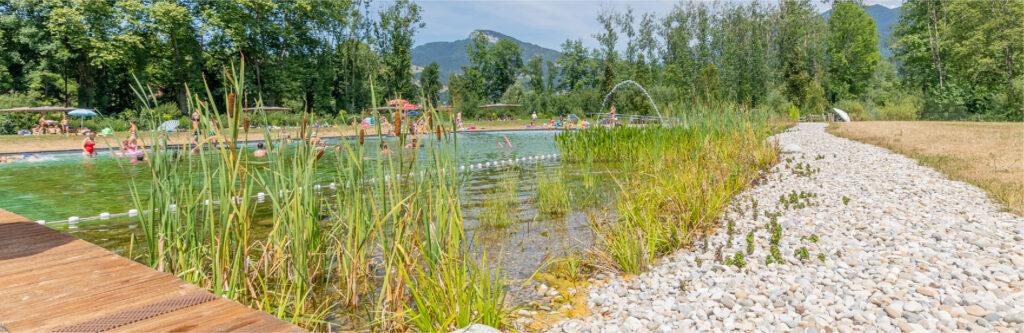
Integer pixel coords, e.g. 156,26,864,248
557,106,781,274
536,171,569,217
478,171,519,228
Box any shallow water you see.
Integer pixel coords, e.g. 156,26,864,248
0,130,617,281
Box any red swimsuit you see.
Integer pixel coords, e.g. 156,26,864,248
84,140,96,154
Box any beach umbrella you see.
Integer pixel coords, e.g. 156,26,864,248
68,109,98,117
67,109,98,128
401,103,420,111
386,99,410,106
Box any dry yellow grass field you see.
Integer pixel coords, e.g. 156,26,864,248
828,121,1024,215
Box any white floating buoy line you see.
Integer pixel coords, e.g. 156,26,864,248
40,153,560,226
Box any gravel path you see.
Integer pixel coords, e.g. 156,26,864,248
550,123,1024,333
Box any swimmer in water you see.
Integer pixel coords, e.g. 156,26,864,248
404,137,420,149
82,131,97,158
253,142,268,157
309,132,323,147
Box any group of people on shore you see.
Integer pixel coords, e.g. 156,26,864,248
32,114,73,135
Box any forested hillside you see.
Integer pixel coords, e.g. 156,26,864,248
411,30,560,83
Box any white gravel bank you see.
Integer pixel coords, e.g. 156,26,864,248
549,123,1024,332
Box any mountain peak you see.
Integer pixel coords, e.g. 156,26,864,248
470,30,503,44
412,30,561,83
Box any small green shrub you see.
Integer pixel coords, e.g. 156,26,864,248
877,94,922,120
834,99,869,121
794,247,810,262
724,252,746,268
787,104,800,121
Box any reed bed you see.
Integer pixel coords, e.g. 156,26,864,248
556,109,781,274
127,64,506,331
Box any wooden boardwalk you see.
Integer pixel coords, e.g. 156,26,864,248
0,209,304,332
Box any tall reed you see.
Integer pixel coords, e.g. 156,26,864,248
127,61,507,330
558,107,780,274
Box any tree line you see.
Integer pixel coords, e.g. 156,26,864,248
0,0,424,118
449,0,1022,121
0,0,1021,124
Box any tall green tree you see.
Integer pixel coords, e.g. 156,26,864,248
893,0,1022,117
778,0,827,113
826,1,881,102
420,62,441,106
525,55,544,93
594,10,618,93
375,0,422,100
556,39,589,91
465,33,522,102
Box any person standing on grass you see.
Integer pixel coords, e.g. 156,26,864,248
128,120,139,143
60,114,70,134
531,111,537,127
190,111,201,143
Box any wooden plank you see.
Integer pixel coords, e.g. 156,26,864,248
0,209,304,332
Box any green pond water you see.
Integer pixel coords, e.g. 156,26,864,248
0,130,558,222
0,129,619,279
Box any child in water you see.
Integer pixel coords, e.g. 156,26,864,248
253,142,268,157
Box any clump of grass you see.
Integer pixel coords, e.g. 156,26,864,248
536,171,569,216
765,212,784,265
794,247,810,262
791,161,819,177
779,190,818,210
842,196,851,205
479,172,519,228
724,252,746,268
544,252,590,281
745,230,755,254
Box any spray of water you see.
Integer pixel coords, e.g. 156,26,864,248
601,80,664,125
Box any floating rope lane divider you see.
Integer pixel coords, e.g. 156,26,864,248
37,153,560,226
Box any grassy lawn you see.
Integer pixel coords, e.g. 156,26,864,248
828,121,1024,215
0,119,538,154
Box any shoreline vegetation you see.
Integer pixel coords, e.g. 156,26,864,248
828,121,1024,215
130,65,508,331
115,61,789,330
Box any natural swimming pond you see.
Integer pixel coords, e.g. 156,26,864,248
0,129,616,280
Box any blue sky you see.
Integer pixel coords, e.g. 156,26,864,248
378,0,903,50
